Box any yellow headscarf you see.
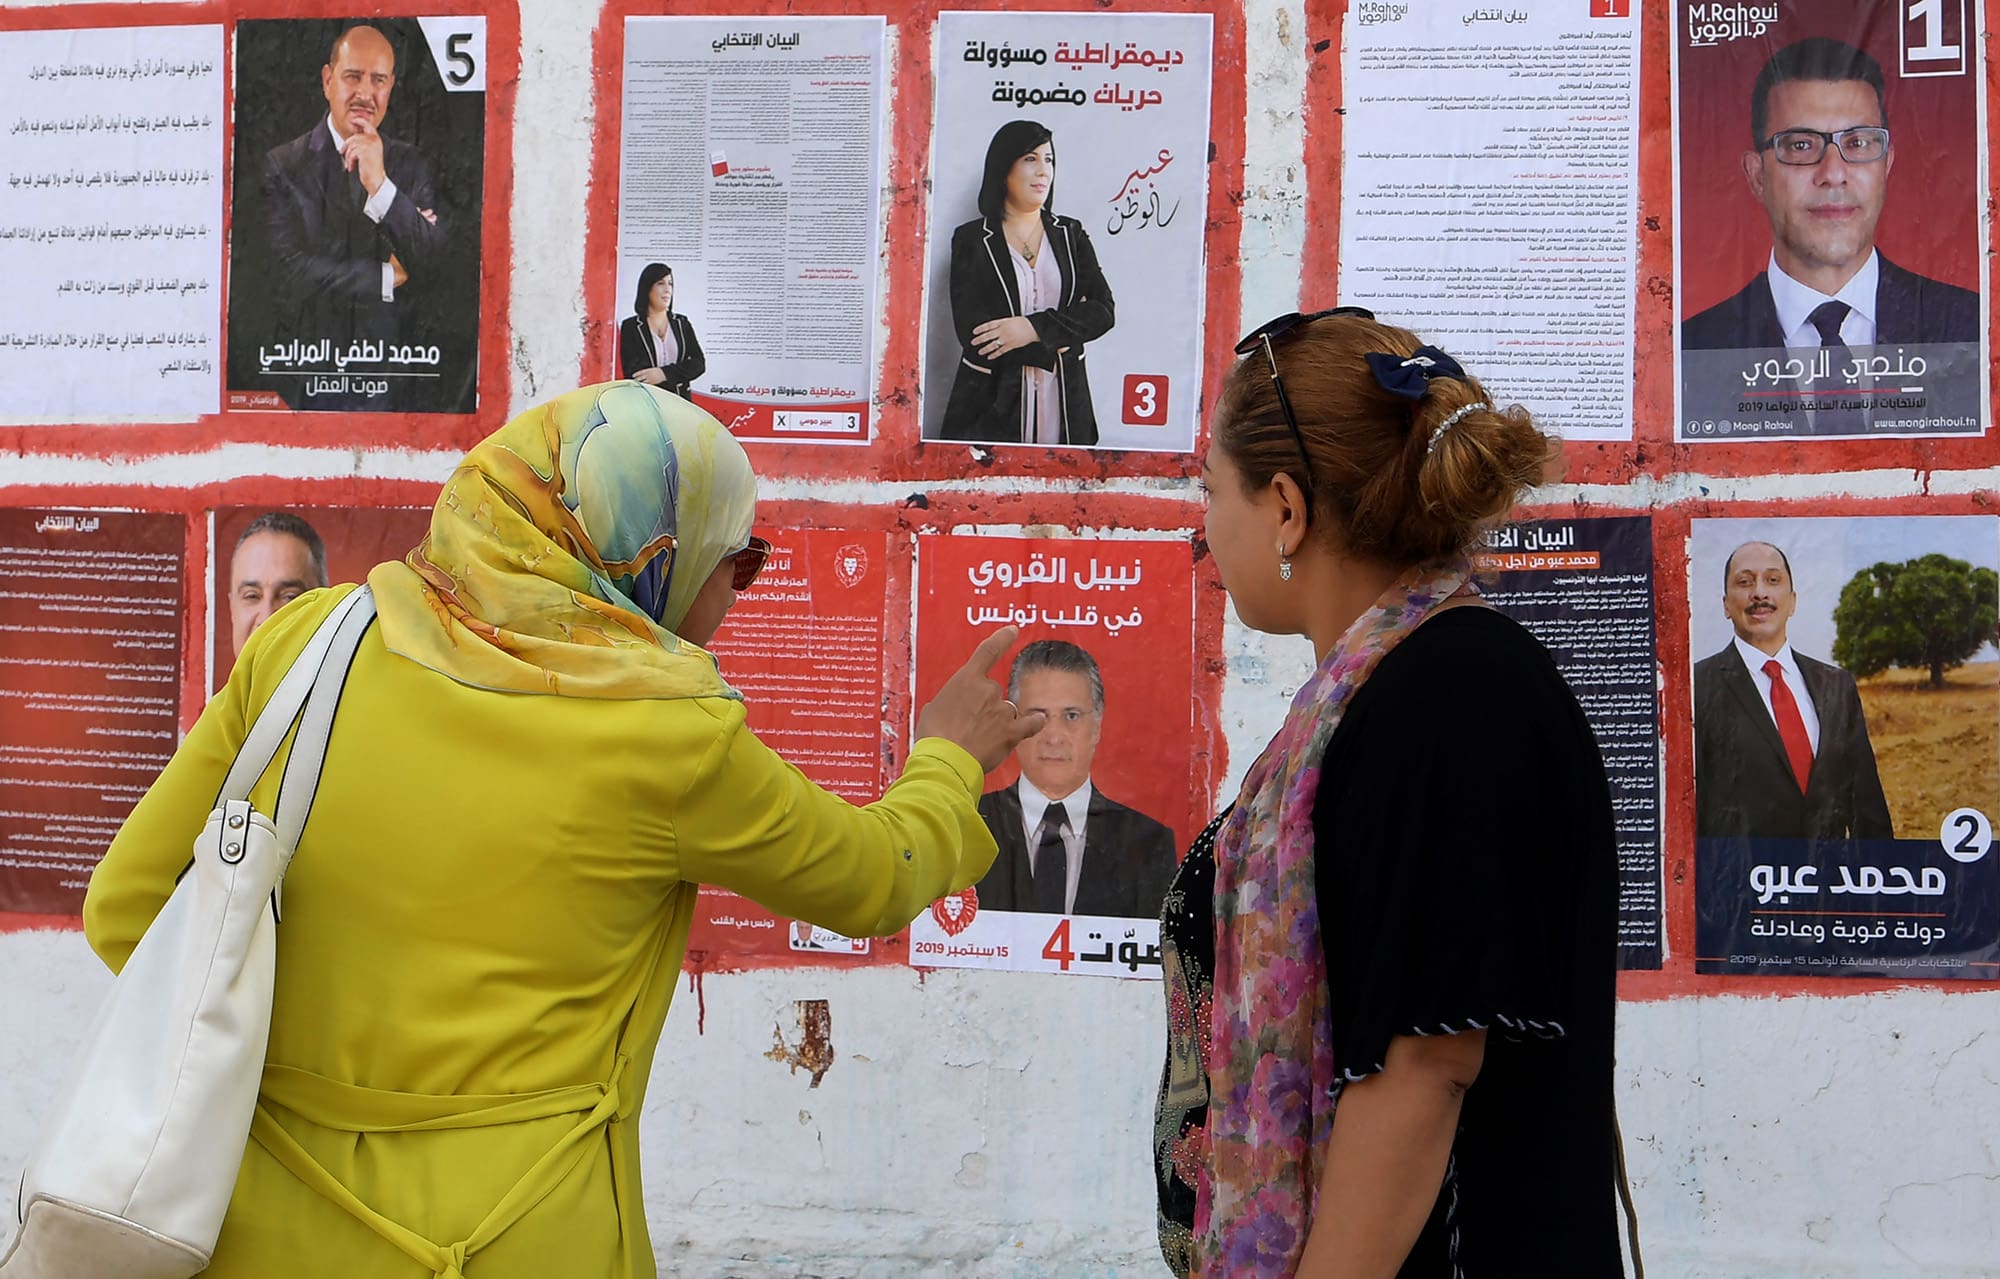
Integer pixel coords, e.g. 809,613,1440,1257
368,381,757,699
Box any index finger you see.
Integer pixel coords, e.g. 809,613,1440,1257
960,625,1021,678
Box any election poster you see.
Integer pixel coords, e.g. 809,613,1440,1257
0,24,224,424
208,504,431,690
0,508,185,915
617,17,886,446
225,18,488,414
690,529,895,965
1674,0,1986,440
907,534,1196,979
919,12,1214,453
1689,515,2000,977
1340,0,1640,441
1477,516,1663,969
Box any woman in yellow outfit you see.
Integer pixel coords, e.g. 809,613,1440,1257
82,381,1043,1278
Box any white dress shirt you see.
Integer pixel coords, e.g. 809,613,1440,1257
1732,635,1823,754
1768,250,1879,348
1018,774,1091,914
326,115,401,302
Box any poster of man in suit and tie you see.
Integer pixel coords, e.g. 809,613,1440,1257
225,18,486,414
1674,0,1985,441
907,534,1197,979
1689,515,2000,978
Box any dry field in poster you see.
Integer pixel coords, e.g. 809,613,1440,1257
1859,661,2000,841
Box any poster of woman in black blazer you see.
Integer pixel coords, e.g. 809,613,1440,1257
618,262,706,400
935,121,1115,446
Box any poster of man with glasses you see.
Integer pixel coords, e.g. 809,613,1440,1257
1675,1,1985,441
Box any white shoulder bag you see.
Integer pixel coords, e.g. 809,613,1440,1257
2,586,377,1279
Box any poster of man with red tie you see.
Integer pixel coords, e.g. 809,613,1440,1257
1689,515,2000,978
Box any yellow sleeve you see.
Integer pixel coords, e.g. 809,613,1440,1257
81,587,345,973
673,712,998,938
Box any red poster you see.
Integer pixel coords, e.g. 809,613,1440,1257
909,533,1195,977
0,509,186,914
691,529,895,965
210,505,433,690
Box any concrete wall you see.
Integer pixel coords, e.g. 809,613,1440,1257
3,0,1998,1274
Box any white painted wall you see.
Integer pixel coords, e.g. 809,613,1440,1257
3,0,1999,1274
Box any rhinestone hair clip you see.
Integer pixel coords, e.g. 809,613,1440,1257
1426,401,1490,456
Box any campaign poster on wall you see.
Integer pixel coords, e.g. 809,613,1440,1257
919,12,1214,453
1477,516,1663,969
208,504,432,690
907,534,1195,979
690,529,895,964
225,17,488,414
617,17,886,446
1689,515,2000,977
0,25,224,423
1674,0,1985,441
1339,0,1640,441
0,509,185,915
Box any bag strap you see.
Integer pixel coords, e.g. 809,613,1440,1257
216,586,377,808
1614,1105,1644,1278
271,588,377,854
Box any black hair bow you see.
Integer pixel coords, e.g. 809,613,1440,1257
1364,346,1466,400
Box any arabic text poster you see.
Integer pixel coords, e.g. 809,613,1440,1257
0,508,185,915
1477,516,1663,970
1674,0,1985,440
618,17,886,446
908,533,1195,979
208,504,432,691
1339,0,1639,442
690,529,894,965
919,12,1213,453
0,25,224,424
224,18,488,415
1688,515,2000,977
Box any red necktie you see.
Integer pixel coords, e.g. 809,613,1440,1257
1763,659,1814,790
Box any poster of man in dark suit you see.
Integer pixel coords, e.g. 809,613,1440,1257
972,640,1178,918
1674,6,1984,440
1681,39,1976,353
1693,540,1892,840
225,18,485,414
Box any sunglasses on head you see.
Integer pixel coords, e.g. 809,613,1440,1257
1231,306,1376,512
730,535,773,592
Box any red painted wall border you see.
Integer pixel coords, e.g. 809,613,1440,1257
579,0,1247,485
0,0,520,461
1300,0,2000,486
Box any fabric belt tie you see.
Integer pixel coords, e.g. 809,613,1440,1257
250,1053,632,1277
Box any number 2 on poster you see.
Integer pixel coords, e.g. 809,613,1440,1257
1941,807,1992,863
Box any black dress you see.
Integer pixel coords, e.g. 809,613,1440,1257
1156,609,1623,1276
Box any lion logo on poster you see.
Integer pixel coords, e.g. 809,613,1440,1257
930,888,978,936
834,543,869,588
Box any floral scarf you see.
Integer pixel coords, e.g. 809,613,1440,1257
1197,559,1474,1275
368,380,756,699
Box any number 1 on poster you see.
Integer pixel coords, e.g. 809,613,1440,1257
1902,0,1966,77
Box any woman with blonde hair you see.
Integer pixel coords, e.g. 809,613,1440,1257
1154,308,1626,1275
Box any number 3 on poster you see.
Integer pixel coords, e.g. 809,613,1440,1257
1122,374,1169,427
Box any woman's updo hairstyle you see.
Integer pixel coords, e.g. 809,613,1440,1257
1214,313,1555,565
